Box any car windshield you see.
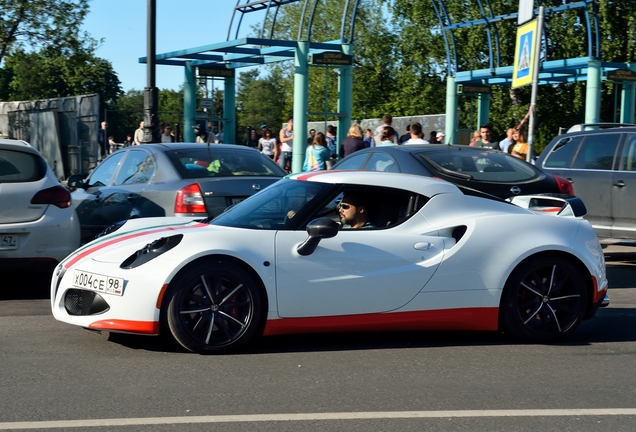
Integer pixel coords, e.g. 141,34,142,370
211,179,330,229
166,148,285,179
418,149,538,182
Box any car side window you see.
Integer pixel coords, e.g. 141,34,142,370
366,153,399,172
87,152,125,187
543,136,582,168
333,153,368,170
314,186,426,230
114,150,155,185
572,133,620,170
619,134,636,171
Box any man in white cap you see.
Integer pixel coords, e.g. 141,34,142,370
436,132,446,144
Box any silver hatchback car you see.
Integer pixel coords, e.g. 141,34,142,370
536,125,636,241
0,139,80,273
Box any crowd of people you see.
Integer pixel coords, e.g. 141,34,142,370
99,114,531,169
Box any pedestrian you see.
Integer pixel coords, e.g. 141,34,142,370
279,116,294,173
498,128,516,153
428,131,440,144
303,132,331,171
340,124,366,158
374,114,396,146
245,128,259,148
134,121,144,145
161,125,174,143
470,123,499,149
404,123,429,145
259,129,276,159
307,128,316,145
399,124,411,144
123,134,133,147
436,132,446,144
108,136,117,154
469,129,481,146
511,129,531,161
363,128,374,148
378,126,398,146
98,121,108,160
325,125,338,168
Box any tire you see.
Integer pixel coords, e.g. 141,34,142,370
500,255,588,342
165,259,262,354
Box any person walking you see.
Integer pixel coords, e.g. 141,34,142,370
259,129,276,159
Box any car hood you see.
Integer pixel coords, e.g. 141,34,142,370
60,217,224,267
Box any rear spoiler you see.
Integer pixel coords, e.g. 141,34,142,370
507,194,587,218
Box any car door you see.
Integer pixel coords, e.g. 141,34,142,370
72,152,126,240
612,133,636,239
274,186,447,318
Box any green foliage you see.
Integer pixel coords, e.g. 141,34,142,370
0,0,91,65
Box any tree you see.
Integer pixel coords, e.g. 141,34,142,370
0,0,91,66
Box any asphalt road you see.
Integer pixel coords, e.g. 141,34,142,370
1,245,635,431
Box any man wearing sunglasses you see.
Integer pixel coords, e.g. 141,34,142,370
338,193,375,229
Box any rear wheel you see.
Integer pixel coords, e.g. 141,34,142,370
165,259,262,353
501,255,588,342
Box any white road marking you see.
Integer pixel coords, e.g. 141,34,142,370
2,409,636,430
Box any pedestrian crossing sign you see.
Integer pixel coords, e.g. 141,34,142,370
512,19,538,88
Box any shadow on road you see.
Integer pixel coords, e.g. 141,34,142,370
1,271,51,300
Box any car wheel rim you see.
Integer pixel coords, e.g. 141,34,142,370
175,272,254,347
515,263,583,336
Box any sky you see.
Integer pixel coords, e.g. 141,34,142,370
81,1,261,92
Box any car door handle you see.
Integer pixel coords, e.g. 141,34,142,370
414,242,431,250
613,180,626,188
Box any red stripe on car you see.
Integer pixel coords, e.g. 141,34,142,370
88,319,159,334
262,307,499,336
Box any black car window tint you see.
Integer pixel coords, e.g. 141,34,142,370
366,152,399,172
572,133,620,170
114,150,155,185
0,149,45,183
87,152,126,187
543,136,581,168
620,134,636,171
423,150,536,182
333,152,368,170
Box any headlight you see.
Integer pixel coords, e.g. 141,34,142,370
120,234,183,269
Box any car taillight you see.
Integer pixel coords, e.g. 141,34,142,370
175,183,207,214
31,185,71,208
554,175,574,195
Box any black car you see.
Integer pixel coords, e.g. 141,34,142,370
66,143,286,243
332,144,574,199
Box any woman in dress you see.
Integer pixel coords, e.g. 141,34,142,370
258,128,276,159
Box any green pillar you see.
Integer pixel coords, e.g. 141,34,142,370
224,75,236,143
620,82,635,124
337,44,353,158
183,61,196,142
585,59,602,123
445,76,458,144
293,41,309,173
477,92,490,128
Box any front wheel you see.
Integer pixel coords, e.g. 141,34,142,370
165,259,262,353
500,255,588,342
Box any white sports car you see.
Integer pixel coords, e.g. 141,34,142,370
51,171,609,354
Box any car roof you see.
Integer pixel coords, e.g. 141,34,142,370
0,139,41,154
139,143,262,152
549,126,636,141
288,170,463,196
357,144,503,154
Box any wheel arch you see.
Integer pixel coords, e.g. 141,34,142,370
159,254,270,336
498,250,594,331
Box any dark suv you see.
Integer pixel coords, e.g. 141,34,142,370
536,124,636,241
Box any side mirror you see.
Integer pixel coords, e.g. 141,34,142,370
66,174,85,190
297,217,340,256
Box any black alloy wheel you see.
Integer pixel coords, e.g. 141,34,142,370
501,255,588,342
165,259,262,353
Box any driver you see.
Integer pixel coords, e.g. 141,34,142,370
338,193,375,229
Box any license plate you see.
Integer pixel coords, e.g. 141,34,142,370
231,197,246,205
73,270,124,296
0,235,18,250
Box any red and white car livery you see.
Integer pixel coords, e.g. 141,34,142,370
51,171,608,353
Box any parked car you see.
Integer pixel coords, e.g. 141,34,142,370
331,144,574,199
66,143,287,243
536,125,636,241
0,139,80,273
51,171,607,354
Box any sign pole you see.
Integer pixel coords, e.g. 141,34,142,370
526,6,544,163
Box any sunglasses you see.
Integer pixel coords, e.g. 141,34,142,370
338,203,353,210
